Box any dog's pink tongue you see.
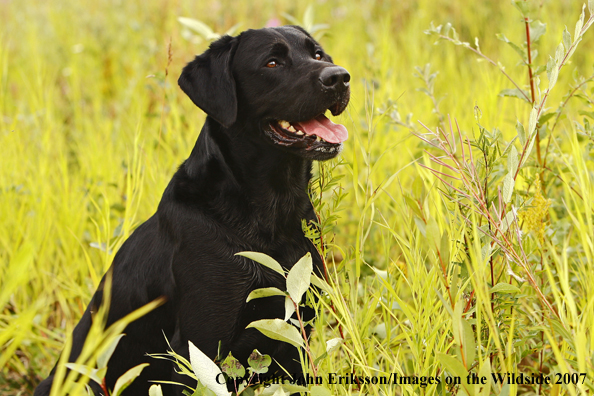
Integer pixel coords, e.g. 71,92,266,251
295,114,348,143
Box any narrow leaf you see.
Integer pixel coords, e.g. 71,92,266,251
562,27,571,53
246,287,285,302
575,6,585,41
246,319,304,348
499,211,516,234
555,42,564,64
437,353,468,379
528,106,538,135
64,363,102,385
503,171,515,204
490,283,521,294
286,253,312,303
508,146,519,176
516,121,526,146
325,338,343,354
498,88,531,103
284,296,295,322
478,359,492,396
177,17,218,41
236,252,284,276
538,112,555,125
97,334,125,369
112,363,150,396
461,319,476,367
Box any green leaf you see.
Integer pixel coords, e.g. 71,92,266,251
452,300,463,346
311,385,332,396
112,363,150,396
461,319,476,367
499,383,510,396
503,171,515,204
546,56,557,87
188,341,230,396
499,211,516,234
490,283,521,294
528,106,538,136
236,252,284,276
426,217,440,248
555,42,564,64
310,274,331,293
516,121,526,146
440,231,450,265
403,195,422,218
97,334,125,369
303,5,314,31
507,145,519,175
220,352,245,378
498,88,531,103
149,385,164,396
223,23,241,37
177,17,219,41
246,287,286,302
284,296,295,321
579,110,594,120
478,359,492,396
589,0,593,15
325,338,343,354
247,349,271,374
513,1,530,17
562,27,572,54
437,353,468,380
64,363,103,385
246,319,304,348
286,253,312,303
538,112,556,125
529,20,547,43
575,5,585,41
496,34,525,59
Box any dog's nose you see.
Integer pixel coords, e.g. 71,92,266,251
319,66,350,88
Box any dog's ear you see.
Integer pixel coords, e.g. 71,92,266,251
178,35,238,128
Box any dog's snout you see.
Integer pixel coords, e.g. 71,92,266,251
319,66,350,88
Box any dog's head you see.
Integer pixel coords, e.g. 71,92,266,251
179,26,350,160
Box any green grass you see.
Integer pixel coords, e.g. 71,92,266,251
2,0,594,395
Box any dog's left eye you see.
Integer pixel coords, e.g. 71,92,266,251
315,51,323,60
266,60,278,68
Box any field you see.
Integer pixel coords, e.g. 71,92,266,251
2,0,594,395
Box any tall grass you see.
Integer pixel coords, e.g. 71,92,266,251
1,0,594,395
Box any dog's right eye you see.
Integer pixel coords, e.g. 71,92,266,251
266,60,278,68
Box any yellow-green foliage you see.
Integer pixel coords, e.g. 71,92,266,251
1,0,594,395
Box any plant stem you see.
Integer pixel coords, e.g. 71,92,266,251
293,300,317,377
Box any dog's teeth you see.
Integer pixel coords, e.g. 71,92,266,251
315,136,321,142
287,125,296,132
295,131,304,135
279,120,290,129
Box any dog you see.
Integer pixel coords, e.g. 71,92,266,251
35,25,350,395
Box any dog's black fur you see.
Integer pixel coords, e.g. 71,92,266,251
35,26,350,395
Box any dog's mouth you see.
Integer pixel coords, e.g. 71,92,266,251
264,108,348,156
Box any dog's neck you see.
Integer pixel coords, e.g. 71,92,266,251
178,117,315,243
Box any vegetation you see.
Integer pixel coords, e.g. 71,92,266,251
2,0,594,395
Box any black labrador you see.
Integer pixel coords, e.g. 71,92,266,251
35,25,350,395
